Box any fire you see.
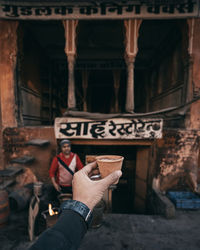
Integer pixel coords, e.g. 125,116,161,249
48,204,58,216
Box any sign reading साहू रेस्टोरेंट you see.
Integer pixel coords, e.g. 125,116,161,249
0,0,199,20
54,117,163,139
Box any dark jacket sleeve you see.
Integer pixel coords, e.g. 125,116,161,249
29,210,87,250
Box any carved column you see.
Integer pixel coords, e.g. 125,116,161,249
113,70,121,113
63,20,78,110
125,56,135,113
67,54,76,109
124,19,142,113
82,70,89,112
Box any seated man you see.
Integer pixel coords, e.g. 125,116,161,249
49,139,83,194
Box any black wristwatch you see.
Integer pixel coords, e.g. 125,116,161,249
60,200,93,228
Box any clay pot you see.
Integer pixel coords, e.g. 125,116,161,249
96,155,124,183
9,187,32,211
33,182,43,197
0,190,9,228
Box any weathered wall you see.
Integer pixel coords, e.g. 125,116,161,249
19,23,52,125
143,20,187,114
149,42,185,112
155,129,200,192
3,127,57,183
21,29,42,94
0,21,18,128
146,19,200,193
186,19,200,129
0,20,19,169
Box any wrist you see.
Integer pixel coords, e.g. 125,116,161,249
60,200,93,228
73,197,93,210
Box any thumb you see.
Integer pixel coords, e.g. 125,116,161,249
99,170,122,190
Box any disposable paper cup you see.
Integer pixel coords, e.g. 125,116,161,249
96,155,124,184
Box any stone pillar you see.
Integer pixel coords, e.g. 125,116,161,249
82,70,89,112
67,54,76,109
63,20,78,110
112,70,121,113
125,56,135,113
0,20,18,169
124,19,142,113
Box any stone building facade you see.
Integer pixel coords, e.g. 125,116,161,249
0,0,200,213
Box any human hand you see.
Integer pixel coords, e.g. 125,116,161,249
72,161,122,210
54,183,61,192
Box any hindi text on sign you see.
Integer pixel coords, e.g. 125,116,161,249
55,118,163,139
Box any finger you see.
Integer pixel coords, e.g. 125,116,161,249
82,161,97,175
99,170,122,189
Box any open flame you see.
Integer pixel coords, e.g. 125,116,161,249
48,204,58,216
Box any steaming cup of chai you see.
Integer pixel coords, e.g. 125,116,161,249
96,155,124,184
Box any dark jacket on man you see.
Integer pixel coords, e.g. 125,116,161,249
29,210,87,250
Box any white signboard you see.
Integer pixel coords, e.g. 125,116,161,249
54,117,163,139
0,0,199,20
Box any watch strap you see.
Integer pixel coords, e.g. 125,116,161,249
60,200,93,228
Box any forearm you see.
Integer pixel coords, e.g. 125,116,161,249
51,177,57,186
51,177,61,192
29,210,87,250
30,161,121,250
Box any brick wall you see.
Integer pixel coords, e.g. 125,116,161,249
155,129,200,191
3,127,57,182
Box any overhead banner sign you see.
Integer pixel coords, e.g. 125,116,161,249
0,0,199,20
54,117,163,139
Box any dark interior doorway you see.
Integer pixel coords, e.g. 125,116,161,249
87,70,113,113
18,19,186,124
76,20,126,113
72,144,137,214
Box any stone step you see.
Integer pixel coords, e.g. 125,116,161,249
25,139,50,147
0,179,15,190
10,156,35,165
0,166,24,178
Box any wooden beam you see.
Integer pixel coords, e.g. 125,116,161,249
70,139,153,146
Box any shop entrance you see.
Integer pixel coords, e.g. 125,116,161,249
72,142,151,214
